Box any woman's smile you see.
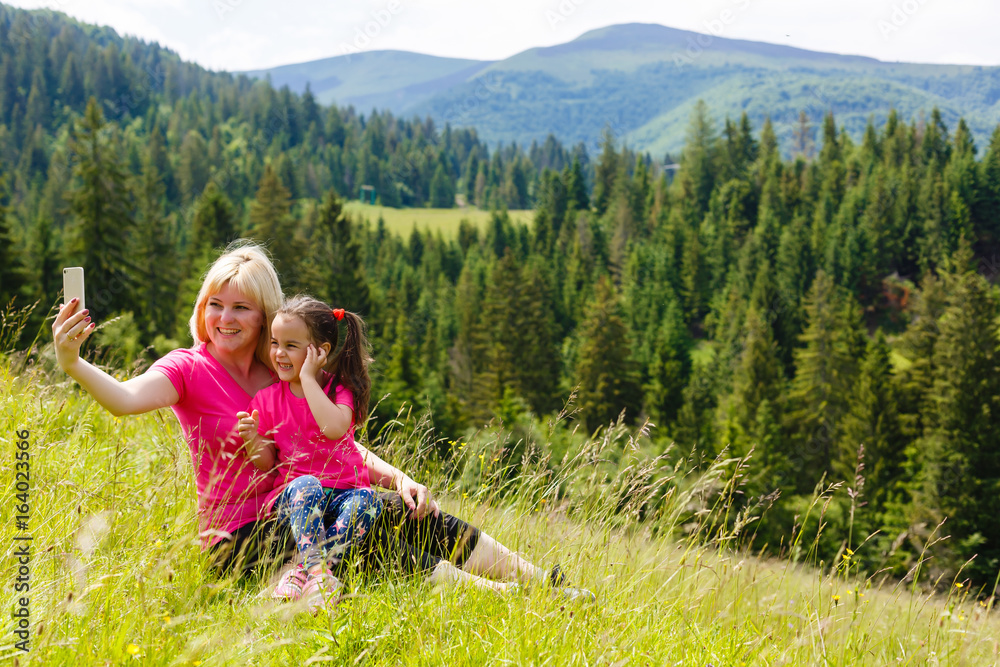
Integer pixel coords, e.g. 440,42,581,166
204,282,264,355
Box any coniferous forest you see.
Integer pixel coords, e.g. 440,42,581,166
3,6,1000,588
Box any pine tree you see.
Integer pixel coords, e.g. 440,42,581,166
785,270,863,488
378,314,420,416
721,305,788,492
514,258,561,414
134,142,178,340
305,190,370,314
177,129,209,204
573,276,642,431
918,245,1000,581
564,155,589,214
643,296,691,427
791,110,815,159
450,257,493,424
65,97,135,321
681,100,720,217
978,125,1000,251
248,164,301,286
0,176,28,306
592,127,620,217
190,182,238,255
837,330,905,514
430,163,455,208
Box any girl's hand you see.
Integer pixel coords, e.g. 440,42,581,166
236,409,260,444
301,344,328,381
52,298,96,371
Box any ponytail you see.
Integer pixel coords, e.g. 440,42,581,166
328,310,372,426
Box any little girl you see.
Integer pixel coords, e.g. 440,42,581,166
237,295,380,610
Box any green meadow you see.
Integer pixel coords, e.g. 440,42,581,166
3,322,999,666
343,202,534,239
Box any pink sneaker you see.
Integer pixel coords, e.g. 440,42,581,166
272,564,309,601
301,570,342,613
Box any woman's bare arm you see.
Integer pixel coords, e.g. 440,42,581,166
356,442,439,519
53,300,179,416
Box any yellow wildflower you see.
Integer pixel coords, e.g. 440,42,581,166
126,644,141,658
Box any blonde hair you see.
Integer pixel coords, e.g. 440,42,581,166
189,241,283,367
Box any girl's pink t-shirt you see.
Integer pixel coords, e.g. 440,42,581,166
250,377,371,514
150,344,277,545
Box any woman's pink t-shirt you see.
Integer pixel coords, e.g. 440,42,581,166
250,378,371,513
150,344,277,545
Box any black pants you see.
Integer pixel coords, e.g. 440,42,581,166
357,491,481,575
209,491,480,578
207,518,295,577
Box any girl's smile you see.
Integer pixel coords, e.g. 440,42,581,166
270,313,328,386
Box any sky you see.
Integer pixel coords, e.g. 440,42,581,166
6,0,999,72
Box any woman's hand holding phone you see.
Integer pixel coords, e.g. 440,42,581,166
52,297,96,371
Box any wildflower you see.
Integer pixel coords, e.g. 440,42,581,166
833,595,841,604
126,644,141,658
193,662,202,666
955,582,965,589
842,553,850,560
163,615,171,624
845,548,854,556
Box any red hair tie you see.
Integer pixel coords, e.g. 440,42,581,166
332,308,345,321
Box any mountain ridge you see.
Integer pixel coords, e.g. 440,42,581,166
247,22,1000,156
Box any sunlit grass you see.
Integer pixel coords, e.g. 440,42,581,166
2,341,999,665
343,201,534,239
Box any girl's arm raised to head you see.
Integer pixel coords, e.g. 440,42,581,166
53,301,179,416
300,346,353,440
301,376,353,439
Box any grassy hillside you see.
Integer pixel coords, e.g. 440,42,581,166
248,23,1000,156
343,202,534,238
3,340,1000,665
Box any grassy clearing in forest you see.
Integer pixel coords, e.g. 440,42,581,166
343,202,534,238
2,348,1000,666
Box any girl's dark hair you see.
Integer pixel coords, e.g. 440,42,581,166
276,295,373,426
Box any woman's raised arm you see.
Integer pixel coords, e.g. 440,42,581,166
53,300,179,416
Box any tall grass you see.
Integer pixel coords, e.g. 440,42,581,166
2,316,999,665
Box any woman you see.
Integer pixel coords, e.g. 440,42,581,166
52,242,583,597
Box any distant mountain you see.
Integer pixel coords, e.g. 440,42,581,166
246,23,1000,156
244,51,492,117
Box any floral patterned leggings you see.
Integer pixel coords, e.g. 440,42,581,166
274,475,381,571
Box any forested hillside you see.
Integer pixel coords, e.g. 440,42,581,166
3,5,1000,590
254,23,1000,156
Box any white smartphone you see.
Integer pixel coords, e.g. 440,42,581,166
63,267,85,312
